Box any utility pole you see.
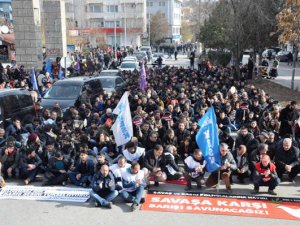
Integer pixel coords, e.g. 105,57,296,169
114,0,117,58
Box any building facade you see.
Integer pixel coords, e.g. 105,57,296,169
65,0,147,48
146,0,182,43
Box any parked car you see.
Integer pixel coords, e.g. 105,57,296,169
118,61,139,72
40,76,103,110
132,51,148,63
0,88,36,128
152,53,165,63
99,69,121,76
262,49,277,59
98,75,126,97
123,56,138,62
276,51,291,62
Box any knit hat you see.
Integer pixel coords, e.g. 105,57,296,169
28,133,38,142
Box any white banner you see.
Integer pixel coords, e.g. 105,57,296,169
0,185,91,202
111,92,133,146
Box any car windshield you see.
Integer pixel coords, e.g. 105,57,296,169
99,78,114,88
120,63,136,68
43,84,81,99
153,53,163,57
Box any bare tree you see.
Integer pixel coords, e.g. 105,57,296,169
149,12,169,46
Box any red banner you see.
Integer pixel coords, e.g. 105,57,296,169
141,194,300,220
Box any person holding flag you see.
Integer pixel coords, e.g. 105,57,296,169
205,143,237,193
196,106,236,193
111,92,133,147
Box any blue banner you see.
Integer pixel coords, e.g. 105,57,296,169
196,107,221,172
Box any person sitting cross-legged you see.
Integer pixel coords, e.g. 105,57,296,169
252,154,279,196
120,162,146,212
68,149,94,187
184,149,206,191
90,164,118,209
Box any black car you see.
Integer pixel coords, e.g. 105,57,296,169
0,88,36,128
40,76,103,110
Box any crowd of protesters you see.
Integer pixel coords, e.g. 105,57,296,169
0,49,300,210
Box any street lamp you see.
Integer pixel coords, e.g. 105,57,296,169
114,0,117,58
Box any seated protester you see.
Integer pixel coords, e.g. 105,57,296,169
234,126,254,151
219,130,234,152
267,132,277,161
0,128,6,149
0,163,5,188
217,111,232,133
5,117,27,142
19,147,42,185
184,149,206,191
275,138,300,183
79,143,96,159
86,119,99,143
27,132,43,154
0,141,20,179
164,145,183,180
143,144,167,186
120,162,146,212
43,151,71,186
95,152,109,173
60,135,76,161
39,140,57,173
100,135,122,165
178,136,195,160
206,143,237,193
144,131,162,152
246,132,269,159
68,149,95,187
90,164,118,209
232,145,250,183
252,154,279,195
249,143,269,178
123,141,145,165
110,156,131,190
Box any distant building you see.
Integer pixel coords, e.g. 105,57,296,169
0,0,12,24
65,0,147,48
146,0,182,43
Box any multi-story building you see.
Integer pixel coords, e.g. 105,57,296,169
146,0,182,43
65,0,147,48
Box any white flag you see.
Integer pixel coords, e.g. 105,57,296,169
111,92,133,146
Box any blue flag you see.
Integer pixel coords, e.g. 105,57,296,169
31,68,38,91
31,68,41,98
58,66,64,80
196,107,221,172
46,59,52,79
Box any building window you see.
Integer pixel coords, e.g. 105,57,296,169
90,18,104,28
65,3,74,12
159,2,165,6
105,21,120,28
89,4,102,13
107,5,118,12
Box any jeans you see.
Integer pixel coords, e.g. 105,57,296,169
20,167,38,181
254,176,279,191
90,190,118,206
68,171,92,186
121,185,145,205
1,164,19,178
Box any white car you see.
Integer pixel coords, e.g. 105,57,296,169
123,56,138,62
118,61,139,72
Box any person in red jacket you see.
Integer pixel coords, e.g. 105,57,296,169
252,154,279,195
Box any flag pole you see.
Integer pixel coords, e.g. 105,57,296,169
217,169,220,193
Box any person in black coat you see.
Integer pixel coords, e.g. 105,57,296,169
232,145,250,183
278,101,299,137
42,151,72,186
275,138,300,182
90,164,118,208
143,144,166,186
